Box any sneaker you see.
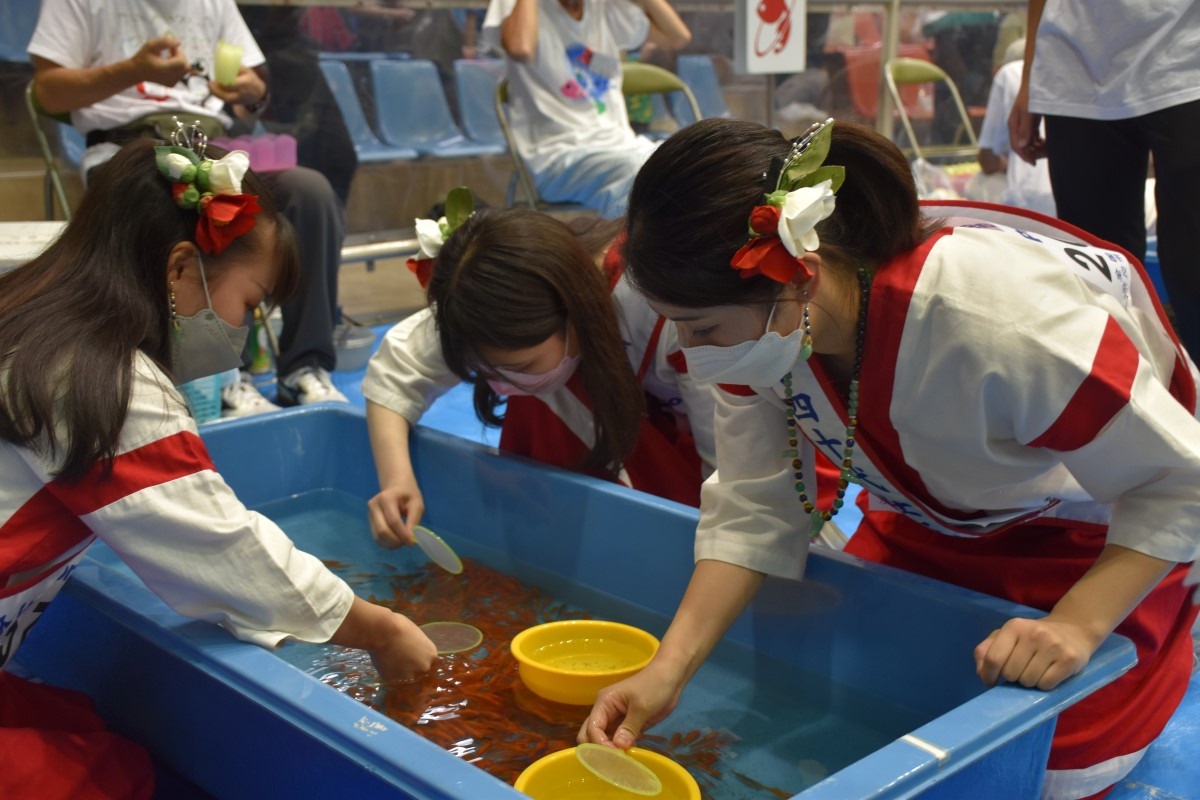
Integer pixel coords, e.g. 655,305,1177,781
277,366,349,407
221,371,281,418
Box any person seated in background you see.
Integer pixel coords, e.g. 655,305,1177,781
0,138,435,800
972,38,1055,216
482,0,691,218
27,0,350,417
363,202,719,550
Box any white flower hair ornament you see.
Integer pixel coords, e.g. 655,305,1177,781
407,186,474,289
730,118,844,283
156,143,259,256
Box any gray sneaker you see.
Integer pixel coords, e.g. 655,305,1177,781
277,366,349,406
221,371,281,418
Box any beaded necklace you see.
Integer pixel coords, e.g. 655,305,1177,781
782,267,870,539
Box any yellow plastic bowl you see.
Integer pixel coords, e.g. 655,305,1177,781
514,746,700,800
510,620,659,706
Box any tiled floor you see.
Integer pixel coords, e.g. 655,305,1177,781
329,251,1200,797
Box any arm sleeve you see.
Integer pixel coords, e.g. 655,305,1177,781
908,237,1200,564
27,0,90,68
604,0,651,51
16,358,354,649
361,307,463,425
480,0,518,53
695,386,810,579
1036,331,1200,564
221,0,267,68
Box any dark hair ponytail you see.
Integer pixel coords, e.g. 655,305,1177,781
0,138,293,480
623,118,934,308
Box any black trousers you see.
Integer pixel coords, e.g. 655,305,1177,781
1045,99,1200,359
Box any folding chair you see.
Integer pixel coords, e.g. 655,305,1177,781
452,58,507,149
621,61,701,127
835,43,933,124
25,81,74,221
884,57,979,162
669,55,729,124
318,59,419,163
494,78,590,211
370,59,505,158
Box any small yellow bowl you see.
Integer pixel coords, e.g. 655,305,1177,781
510,620,659,706
515,746,700,799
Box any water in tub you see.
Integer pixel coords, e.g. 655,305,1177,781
264,488,927,798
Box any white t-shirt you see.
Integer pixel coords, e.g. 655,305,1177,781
977,60,1055,217
1029,0,1200,120
28,0,264,134
481,0,649,171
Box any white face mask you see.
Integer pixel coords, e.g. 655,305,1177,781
170,254,249,385
681,302,805,386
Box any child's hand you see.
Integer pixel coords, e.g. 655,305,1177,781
367,475,425,549
974,615,1097,690
368,612,438,683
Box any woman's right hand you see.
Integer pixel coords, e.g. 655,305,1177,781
577,659,684,749
367,474,425,549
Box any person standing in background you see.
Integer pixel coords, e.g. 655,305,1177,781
1009,0,1200,358
973,38,1054,216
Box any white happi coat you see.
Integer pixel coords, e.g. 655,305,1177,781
698,202,1200,580
0,353,354,671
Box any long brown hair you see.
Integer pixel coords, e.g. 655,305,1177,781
622,118,937,308
0,138,298,480
427,208,645,475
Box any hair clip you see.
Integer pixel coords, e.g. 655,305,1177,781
732,117,841,284
169,116,209,160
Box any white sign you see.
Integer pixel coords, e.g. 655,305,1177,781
734,0,808,75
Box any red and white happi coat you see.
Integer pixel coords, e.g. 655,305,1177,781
0,353,354,674
701,202,1200,799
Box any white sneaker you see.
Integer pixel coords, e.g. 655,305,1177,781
221,371,281,418
277,366,349,406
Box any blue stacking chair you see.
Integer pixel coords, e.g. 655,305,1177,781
318,60,418,163
670,54,731,125
0,0,38,62
453,58,507,148
370,59,505,158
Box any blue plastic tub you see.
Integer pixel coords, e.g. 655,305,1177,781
17,406,1136,799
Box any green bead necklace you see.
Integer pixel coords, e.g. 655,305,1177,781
782,268,869,539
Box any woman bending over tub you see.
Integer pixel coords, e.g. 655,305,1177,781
0,138,436,799
363,206,718,549
576,118,1200,800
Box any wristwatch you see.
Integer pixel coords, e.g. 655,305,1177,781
244,88,271,115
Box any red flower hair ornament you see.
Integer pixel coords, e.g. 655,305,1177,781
731,118,845,284
406,186,474,289
156,145,260,256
